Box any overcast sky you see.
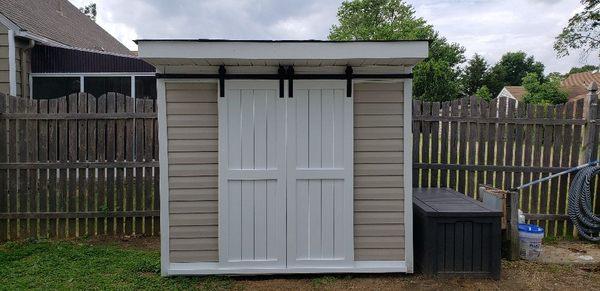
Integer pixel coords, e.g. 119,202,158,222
69,0,597,73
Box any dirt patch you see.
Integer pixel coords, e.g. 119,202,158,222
85,235,160,250
87,237,600,290
534,241,600,265
229,261,600,290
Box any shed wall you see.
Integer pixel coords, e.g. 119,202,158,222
165,80,406,263
353,82,405,261
166,82,219,263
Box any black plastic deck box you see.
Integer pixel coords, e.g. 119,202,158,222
413,188,502,279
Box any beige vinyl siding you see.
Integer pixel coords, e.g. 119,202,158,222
0,24,30,97
0,24,9,94
353,82,405,261
15,38,30,98
166,82,219,263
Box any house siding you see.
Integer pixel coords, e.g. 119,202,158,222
165,80,406,263
166,82,219,263
0,24,30,98
353,82,405,261
0,24,9,94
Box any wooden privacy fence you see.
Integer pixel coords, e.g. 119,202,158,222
0,93,159,241
2,89,599,240
413,92,600,237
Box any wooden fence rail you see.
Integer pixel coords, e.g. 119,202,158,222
413,93,600,237
0,92,159,241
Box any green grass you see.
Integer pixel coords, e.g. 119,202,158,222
0,240,234,290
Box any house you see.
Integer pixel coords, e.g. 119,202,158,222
496,86,526,102
0,0,155,99
137,39,428,275
562,71,600,102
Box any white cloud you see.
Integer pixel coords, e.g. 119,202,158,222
68,0,598,73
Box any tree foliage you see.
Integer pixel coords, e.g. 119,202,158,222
568,64,599,75
329,0,465,101
474,85,492,101
485,51,545,96
554,0,600,59
461,54,489,95
522,73,568,104
79,3,97,22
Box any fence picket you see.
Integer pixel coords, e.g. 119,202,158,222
115,94,126,235
17,97,28,238
449,99,460,190
67,94,78,237
96,95,107,236
106,93,116,236
77,94,88,237
27,98,38,238
47,99,58,238
86,94,97,236
0,94,6,240
8,96,17,239
467,96,479,198
135,99,144,235
125,96,135,234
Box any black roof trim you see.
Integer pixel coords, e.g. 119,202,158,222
134,38,431,44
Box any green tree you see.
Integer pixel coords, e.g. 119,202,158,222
522,73,568,104
474,85,492,101
461,54,489,95
554,0,599,58
329,0,465,101
567,64,599,75
79,3,97,22
485,51,545,96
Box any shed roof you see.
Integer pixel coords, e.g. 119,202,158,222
0,0,132,55
137,39,429,68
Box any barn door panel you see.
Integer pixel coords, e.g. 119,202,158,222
286,80,354,267
218,80,286,268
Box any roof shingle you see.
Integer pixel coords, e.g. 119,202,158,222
0,0,131,55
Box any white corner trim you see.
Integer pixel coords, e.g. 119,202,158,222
167,261,407,276
7,29,16,96
138,41,429,61
156,77,170,276
403,77,414,273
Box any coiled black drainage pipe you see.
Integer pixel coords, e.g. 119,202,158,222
511,160,600,241
568,165,600,241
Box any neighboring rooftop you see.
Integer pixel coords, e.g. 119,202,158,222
497,86,527,102
562,71,600,101
0,0,132,55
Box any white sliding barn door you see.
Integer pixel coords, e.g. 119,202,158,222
286,80,354,267
218,80,286,268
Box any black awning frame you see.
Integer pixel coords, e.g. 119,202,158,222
156,66,413,98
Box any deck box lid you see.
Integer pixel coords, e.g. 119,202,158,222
413,188,501,217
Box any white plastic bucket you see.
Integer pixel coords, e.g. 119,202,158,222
518,223,544,260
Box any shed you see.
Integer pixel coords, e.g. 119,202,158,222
136,39,429,276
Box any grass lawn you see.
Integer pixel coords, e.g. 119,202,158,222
2,238,600,290
0,239,233,290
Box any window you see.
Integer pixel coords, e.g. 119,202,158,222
84,76,131,98
32,77,80,99
135,76,157,99
31,75,156,99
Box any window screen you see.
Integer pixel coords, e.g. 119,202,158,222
32,77,80,99
84,76,131,98
135,76,157,99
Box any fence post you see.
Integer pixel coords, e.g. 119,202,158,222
581,81,599,164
